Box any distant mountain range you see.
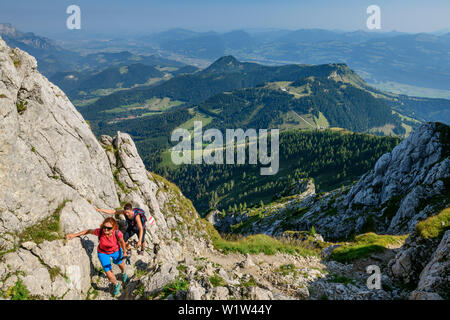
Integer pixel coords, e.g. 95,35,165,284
82,55,450,130
0,23,188,77
141,28,450,96
2,23,449,98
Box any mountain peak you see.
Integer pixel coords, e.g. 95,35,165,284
202,55,244,74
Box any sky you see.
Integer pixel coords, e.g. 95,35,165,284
1,0,449,37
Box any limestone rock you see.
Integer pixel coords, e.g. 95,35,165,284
247,287,274,300
410,231,450,300
0,36,119,247
186,281,206,300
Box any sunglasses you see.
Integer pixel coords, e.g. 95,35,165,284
103,226,113,231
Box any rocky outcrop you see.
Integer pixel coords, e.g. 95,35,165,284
387,232,440,287
306,122,450,239
219,122,449,241
388,230,449,300
411,230,449,300
0,36,119,251
99,132,210,256
277,178,316,198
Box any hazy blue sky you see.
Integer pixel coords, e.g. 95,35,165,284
1,0,449,36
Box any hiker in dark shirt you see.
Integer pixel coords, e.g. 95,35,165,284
95,203,147,255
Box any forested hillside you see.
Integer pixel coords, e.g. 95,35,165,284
154,129,400,214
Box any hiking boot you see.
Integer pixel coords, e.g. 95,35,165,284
113,283,121,296
122,273,128,283
138,250,144,256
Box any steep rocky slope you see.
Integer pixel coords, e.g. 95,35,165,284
388,207,449,300
0,36,119,251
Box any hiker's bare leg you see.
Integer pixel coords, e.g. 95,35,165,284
105,270,117,284
118,261,125,273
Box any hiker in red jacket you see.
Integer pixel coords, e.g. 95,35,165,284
65,217,128,296
95,203,147,255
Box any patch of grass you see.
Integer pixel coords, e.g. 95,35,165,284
134,284,145,298
213,234,319,257
415,207,450,239
18,200,69,245
0,94,7,98
160,278,189,299
86,286,99,300
177,264,187,273
7,279,31,300
199,218,320,257
10,53,21,68
240,276,257,288
48,266,62,282
328,273,356,285
209,274,226,287
330,232,408,263
113,169,131,194
135,267,148,278
16,100,28,114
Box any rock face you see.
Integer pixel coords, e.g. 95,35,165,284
306,122,450,239
342,122,449,235
388,230,449,300
0,36,119,252
99,131,210,260
411,230,450,300
387,232,440,287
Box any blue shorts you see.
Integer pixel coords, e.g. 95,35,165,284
97,248,123,272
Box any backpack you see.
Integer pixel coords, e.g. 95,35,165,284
132,208,155,229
